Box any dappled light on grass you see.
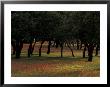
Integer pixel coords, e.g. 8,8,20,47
11,53,100,77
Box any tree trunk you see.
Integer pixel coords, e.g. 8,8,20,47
80,42,82,49
47,40,51,54
31,42,36,55
72,43,74,48
55,40,59,48
20,40,23,54
11,40,16,55
88,51,93,61
28,42,32,57
15,39,20,58
67,43,75,57
83,45,86,58
61,43,63,58
39,41,44,57
95,44,99,56
77,40,79,50
88,44,94,62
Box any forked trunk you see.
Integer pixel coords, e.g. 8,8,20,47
67,43,75,57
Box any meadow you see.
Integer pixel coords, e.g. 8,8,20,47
11,43,100,77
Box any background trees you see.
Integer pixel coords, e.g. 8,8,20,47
11,11,100,61
76,11,100,61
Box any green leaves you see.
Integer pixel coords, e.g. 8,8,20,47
11,11,100,44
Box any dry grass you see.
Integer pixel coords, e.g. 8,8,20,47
11,43,100,77
11,52,100,77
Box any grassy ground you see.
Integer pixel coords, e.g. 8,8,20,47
11,44,100,77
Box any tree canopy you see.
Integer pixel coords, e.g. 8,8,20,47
11,11,100,61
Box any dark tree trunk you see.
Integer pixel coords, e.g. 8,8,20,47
15,39,23,58
83,47,86,58
83,44,86,58
80,42,82,49
28,42,32,57
72,43,74,48
15,39,20,58
39,41,44,57
55,40,60,48
11,40,16,55
88,44,94,62
67,43,75,57
47,40,51,54
95,44,99,56
77,40,79,50
88,51,93,61
31,42,36,55
20,40,23,54
60,43,63,58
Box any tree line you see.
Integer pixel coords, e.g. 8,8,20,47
11,11,100,61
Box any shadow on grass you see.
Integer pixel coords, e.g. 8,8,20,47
11,52,100,62
11,54,88,62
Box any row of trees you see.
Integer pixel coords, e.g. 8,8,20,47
11,11,100,61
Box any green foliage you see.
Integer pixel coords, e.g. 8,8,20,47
11,11,100,44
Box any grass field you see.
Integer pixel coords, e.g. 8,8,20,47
11,44,100,77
